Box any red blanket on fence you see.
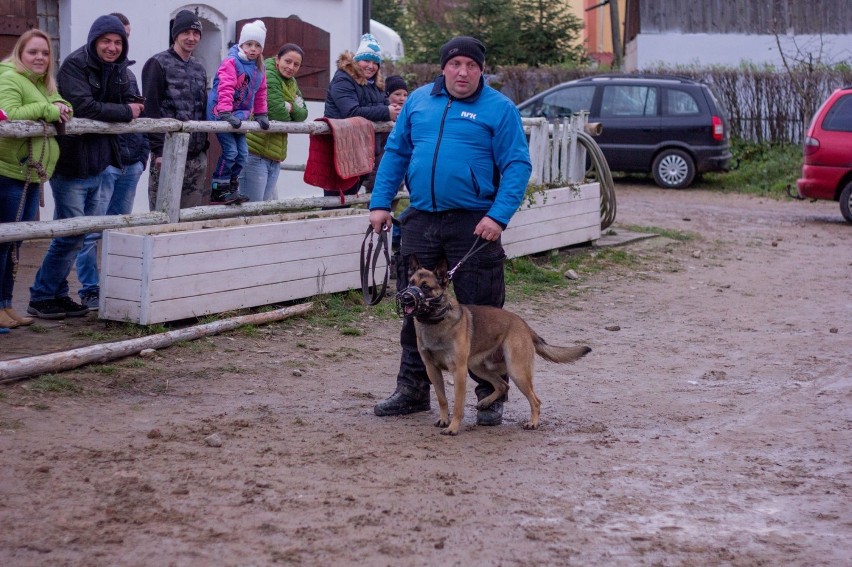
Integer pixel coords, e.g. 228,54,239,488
303,117,375,203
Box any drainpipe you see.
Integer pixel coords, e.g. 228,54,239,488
363,0,371,35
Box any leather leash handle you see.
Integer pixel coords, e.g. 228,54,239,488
360,224,391,305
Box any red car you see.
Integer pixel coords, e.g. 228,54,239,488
796,85,852,223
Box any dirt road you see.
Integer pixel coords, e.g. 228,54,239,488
1,183,850,566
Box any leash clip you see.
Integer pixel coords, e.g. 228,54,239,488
447,236,489,280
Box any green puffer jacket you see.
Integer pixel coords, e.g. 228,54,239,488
0,61,69,182
247,57,309,162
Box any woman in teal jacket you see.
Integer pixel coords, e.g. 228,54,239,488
0,29,72,331
242,43,309,202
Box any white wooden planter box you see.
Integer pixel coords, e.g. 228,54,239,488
502,182,600,258
99,182,600,325
100,210,375,325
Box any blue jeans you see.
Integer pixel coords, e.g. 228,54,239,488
76,162,144,296
239,153,280,201
0,176,40,308
30,173,102,302
213,133,247,182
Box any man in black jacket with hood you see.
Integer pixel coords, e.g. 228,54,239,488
28,14,143,320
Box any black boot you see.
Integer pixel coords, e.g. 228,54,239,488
211,181,248,205
476,400,504,426
374,387,430,416
475,380,507,426
229,176,249,204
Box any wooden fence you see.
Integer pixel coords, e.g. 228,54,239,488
0,116,580,245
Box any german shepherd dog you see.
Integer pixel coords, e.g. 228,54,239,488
398,256,591,435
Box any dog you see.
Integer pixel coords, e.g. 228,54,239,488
398,255,591,435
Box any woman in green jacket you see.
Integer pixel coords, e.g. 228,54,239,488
0,29,71,331
242,43,309,202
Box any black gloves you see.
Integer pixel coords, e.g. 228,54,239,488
219,112,242,129
255,113,270,130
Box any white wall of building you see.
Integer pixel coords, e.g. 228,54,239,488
625,33,852,71
43,0,368,218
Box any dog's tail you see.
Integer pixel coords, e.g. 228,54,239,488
533,334,591,364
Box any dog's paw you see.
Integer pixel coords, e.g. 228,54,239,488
522,421,539,430
434,418,450,428
440,427,459,436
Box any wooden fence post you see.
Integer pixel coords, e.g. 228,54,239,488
156,132,190,223
568,112,588,183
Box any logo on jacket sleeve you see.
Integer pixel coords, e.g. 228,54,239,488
460,111,477,120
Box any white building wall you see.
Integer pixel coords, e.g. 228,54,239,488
625,33,852,71
44,0,367,217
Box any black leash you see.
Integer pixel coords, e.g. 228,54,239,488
447,236,490,280
360,224,392,305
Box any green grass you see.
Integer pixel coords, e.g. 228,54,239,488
503,246,641,301
30,374,83,394
702,139,801,196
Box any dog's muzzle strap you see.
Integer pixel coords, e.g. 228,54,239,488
360,224,391,306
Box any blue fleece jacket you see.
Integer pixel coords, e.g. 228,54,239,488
369,76,531,227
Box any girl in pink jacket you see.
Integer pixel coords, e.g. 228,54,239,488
206,20,269,204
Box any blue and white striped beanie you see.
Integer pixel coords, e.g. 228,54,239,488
353,33,382,64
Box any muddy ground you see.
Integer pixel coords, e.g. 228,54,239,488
1,182,850,566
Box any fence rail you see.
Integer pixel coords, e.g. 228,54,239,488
0,116,579,245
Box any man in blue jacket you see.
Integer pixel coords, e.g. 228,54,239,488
369,36,532,425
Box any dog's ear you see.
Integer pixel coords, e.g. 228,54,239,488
408,254,421,273
434,257,450,286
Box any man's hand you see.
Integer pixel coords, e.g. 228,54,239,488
219,112,241,129
388,104,401,121
474,216,503,241
128,102,144,119
255,113,270,130
369,210,392,234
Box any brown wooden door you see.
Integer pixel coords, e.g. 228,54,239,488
0,0,37,58
235,16,330,102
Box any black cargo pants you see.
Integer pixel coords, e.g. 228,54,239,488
393,208,508,401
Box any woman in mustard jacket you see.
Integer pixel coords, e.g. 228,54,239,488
0,29,71,331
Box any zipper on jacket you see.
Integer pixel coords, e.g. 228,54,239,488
430,98,453,211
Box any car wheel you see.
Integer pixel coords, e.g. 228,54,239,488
652,149,695,189
840,181,852,224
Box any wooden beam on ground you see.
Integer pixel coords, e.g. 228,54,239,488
0,303,314,383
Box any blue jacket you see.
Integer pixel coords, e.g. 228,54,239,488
369,76,531,227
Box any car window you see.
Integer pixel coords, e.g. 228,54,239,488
523,85,595,119
666,89,701,115
600,85,657,117
824,94,852,132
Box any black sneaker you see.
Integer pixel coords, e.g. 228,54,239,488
374,390,430,416
80,291,99,311
476,400,504,426
27,299,67,320
212,188,249,205
54,296,89,317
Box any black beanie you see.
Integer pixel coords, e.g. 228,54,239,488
385,75,409,96
440,36,486,70
171,10,203,41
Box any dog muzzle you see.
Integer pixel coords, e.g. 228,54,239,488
395,285,426,318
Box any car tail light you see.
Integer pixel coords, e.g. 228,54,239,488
803,136,820,156
712,116,724,141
